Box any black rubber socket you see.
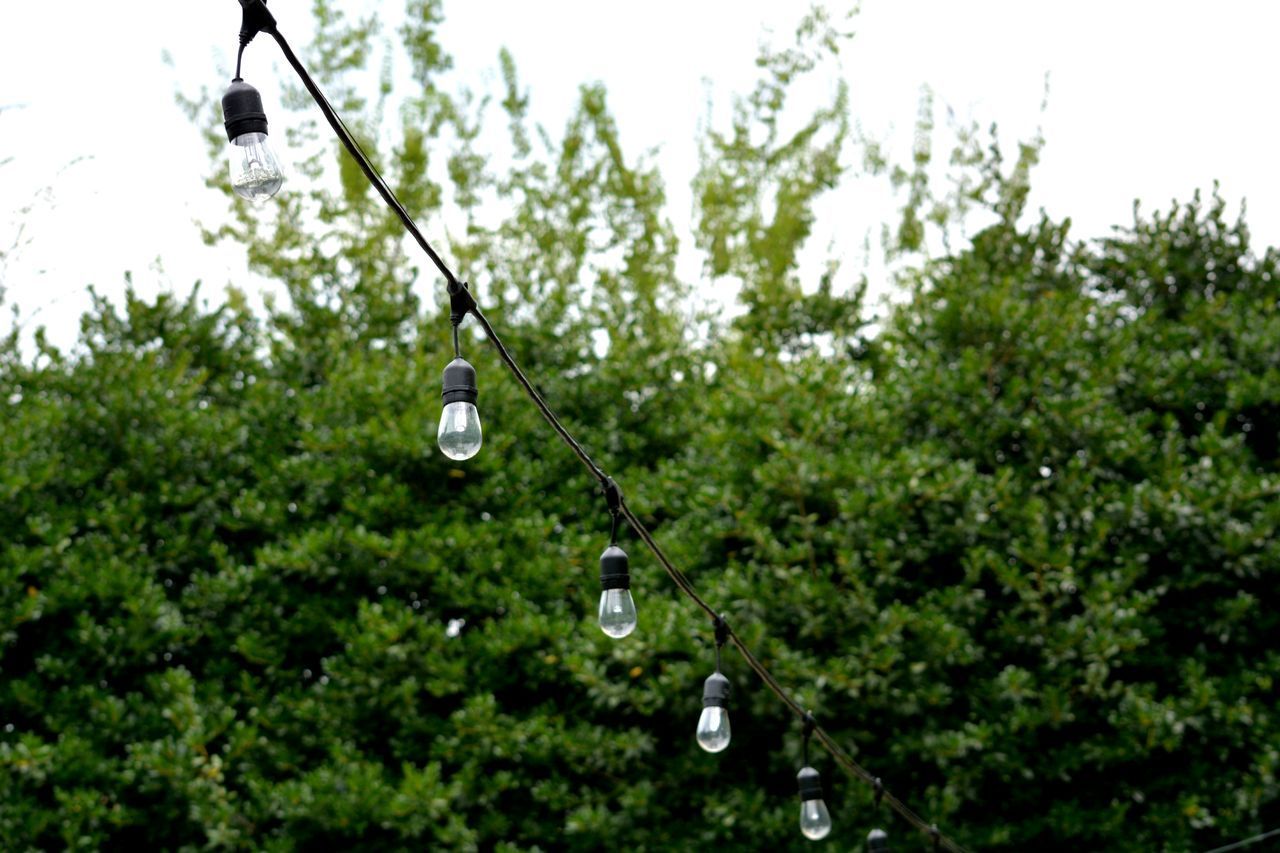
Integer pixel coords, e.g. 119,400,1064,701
223,79,269,142
442,357,478,406
702,671,732,709
599,544,630,590
867,828,890,852
797,766,824,802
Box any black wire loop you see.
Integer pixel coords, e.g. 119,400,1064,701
713,613,730,649
448,279,477,327
603,478,623,545
873,776,884,810
238,0,277,47
602,477,623,514
711,614,730,672
802,711,816,766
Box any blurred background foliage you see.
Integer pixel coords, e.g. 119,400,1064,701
2,1,1278,850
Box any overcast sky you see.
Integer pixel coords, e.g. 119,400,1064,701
2,1,1277,351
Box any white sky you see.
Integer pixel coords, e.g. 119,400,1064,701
2,0,1278,351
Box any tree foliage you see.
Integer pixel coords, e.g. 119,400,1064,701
2,3,1278,850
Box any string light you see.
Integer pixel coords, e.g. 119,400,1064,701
220,2,284,205
695,615,732,753
438,283,482,461
598,479,637,638
220,79,285,204
221,5,971,850
867,778,890,852
797,713,834,841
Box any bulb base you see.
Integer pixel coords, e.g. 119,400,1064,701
599,544,630,590
222,79,269,142
442,357,478,406
702,671,732,708
797,766,824,802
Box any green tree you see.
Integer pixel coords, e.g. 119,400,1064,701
2,2,1278,851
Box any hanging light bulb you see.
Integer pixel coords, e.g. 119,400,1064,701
798,766,833,840
696,614,732,752
221,79,284,204
867,777,890,851
696,671,732,752
598,543,636,638
438,357,482,460
596,480,636,638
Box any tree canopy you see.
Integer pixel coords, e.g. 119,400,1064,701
2,2,1277,850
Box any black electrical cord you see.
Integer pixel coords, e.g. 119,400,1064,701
236,7,971,851
469,308,612,486
1203,828,1280,853
267,27,461,292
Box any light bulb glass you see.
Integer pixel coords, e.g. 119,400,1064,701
228,131,284,204
799,799,832,840
438,401,482,460
597,588,636,638
695,705,731,753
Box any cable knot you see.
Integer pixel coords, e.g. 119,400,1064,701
799,709,818,767
601,478,624,545
602,477,623,516
802,710,816,741
238,0,277,46
713,613,730,649
448,280,477,327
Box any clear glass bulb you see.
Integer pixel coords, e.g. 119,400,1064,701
695,705,731,753
799,799,832,841
597,588,636,638
228,131,284,204
438,401,482,460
